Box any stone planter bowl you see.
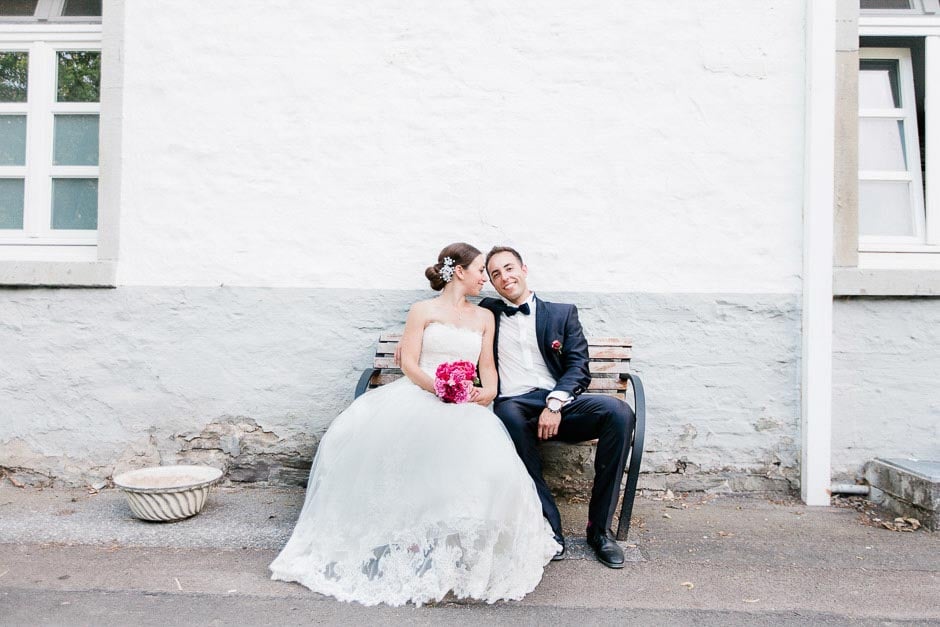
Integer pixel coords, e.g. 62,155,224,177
113,465,223,522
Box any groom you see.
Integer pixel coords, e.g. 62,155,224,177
479,246,634,569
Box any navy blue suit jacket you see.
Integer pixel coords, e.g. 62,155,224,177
478,295,591,399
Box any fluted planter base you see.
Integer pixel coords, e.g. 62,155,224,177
113,465,224,522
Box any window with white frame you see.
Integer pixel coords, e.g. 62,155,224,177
858,48,926,245
859,3,940,261
0,0,101,249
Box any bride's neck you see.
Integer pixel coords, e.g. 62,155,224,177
440,285,468,306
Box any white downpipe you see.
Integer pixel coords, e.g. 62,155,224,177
830,484,870,496
801,0,836,506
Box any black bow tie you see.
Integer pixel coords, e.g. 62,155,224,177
504,302,531,317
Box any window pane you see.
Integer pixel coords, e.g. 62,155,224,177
51,178,97,229
56,51,100,103
0,178,24,229
0,0,38,16
859,118,908,170
0,115,26,165
859,60,901,108
0,51,28,102
54,114,99,165
62,0,101,16
859,180,915,236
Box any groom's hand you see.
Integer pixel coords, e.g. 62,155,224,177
538,408,561,440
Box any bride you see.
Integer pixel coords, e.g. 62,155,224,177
270,242,560,606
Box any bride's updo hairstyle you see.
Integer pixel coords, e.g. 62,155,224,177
425,242,482,291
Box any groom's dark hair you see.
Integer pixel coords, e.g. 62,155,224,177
485,246,524,273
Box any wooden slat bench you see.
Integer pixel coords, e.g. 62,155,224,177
354,333,646,541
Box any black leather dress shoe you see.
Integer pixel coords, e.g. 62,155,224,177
551,534,566,561
586,527,625,569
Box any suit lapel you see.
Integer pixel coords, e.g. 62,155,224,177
491,302,501,372
485,298,503,395
534,295,551,364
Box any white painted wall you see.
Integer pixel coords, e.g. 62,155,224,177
115,1,806,294
2,1,822,488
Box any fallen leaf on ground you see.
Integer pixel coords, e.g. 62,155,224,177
680,581,694,589
662,513,671,519
881,518,921,532
717,531,733,538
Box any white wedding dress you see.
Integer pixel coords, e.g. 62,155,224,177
270,322,559,606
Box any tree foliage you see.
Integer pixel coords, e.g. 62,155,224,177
0,52,28,103
57,51,100,103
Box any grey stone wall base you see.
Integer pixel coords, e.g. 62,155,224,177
0,288,806,489
539,441,796,498
0,467,56,489
170,417,318,487
637,472,795,494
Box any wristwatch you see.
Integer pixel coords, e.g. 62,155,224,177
546,398,563,413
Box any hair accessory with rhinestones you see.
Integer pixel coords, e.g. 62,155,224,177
440,257,456,283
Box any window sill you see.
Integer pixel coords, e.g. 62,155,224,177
833,267,940,296
0,260,116,287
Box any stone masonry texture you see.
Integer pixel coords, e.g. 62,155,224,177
1,287,804,491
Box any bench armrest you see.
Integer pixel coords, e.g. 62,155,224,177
355,368,379,399
616,372,646,541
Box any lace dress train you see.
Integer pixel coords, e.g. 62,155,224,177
269,323,559,606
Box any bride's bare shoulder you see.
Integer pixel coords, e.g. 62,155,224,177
473,306,495,326
409,298,438,312
406,298,437,320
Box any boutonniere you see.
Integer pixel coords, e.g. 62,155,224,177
551,340,563,354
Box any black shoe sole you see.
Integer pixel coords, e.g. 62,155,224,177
596,556,625,569
551,549,566,561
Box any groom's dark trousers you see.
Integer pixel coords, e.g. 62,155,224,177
493,389,635,537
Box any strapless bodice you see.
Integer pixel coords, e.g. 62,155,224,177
418,322,482,376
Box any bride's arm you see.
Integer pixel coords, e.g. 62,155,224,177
399,302,437,395
474,311,498,406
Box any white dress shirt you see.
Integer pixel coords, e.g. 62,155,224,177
496,293,572,405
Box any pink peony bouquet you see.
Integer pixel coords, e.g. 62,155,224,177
433,360,477,404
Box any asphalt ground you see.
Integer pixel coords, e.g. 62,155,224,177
0,485,937,625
